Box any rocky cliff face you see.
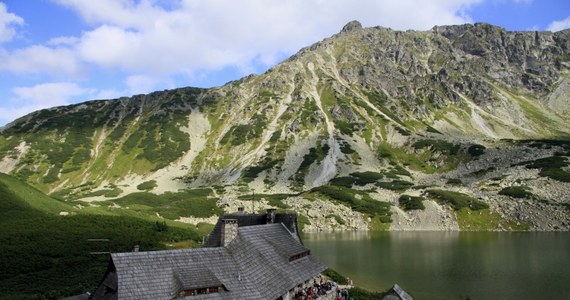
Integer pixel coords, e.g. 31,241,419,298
1,22,569,231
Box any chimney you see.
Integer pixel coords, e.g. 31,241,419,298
133,245,140,252
237,206,244,214
221,219,238,247
266,208,277,224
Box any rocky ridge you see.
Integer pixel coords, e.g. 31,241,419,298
1,21,570,231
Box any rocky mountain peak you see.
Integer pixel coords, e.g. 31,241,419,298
341,20,363,33
0,21,569,232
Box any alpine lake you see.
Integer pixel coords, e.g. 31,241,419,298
302,231,570,300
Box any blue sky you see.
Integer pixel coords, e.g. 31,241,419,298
0,0,569,126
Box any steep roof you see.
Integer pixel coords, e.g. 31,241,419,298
97,223,324,300
226,224,324,300
203,212,300,247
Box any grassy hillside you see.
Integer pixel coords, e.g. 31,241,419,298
0,172,72,215
0,173,206,299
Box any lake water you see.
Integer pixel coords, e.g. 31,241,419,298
302,231,570,300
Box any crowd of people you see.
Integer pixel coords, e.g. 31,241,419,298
293,277,351,300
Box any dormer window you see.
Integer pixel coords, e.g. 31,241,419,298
178,286,225,297
289,250,310,262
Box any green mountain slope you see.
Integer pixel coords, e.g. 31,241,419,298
1,22,569,231
0,172,206,299
0,172,72,215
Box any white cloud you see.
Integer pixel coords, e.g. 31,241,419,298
0,82,95,125
126,75,166,95
0,2,24,43
0,0,496,125
12,82,93,105
0,45,84,76
94,89,124,100
47,36,80,46
548,16,570,32
56,0,482,78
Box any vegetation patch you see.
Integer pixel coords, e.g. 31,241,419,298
334,120,358,136
297,213,311,232
322,268,347,285
241,158,282,183
498,186,534,199
413,139,460,155
426,189,488,211
137,180,157,191
456,208,530,231
378,142,464,174
522,156,570,182
329,176,356,188
122,113,191,171
376,180,414,191
106,189,221,219
467,144,486,157
295,141,330,182
237,193,292,209
300,144,330,170
310,185,391,221
349,287,387,300
426,125,442,134
447,178,463,186
339,141,355,154
220,114,267,146
326,214,346,225
398,195,425,211
350,171,384,185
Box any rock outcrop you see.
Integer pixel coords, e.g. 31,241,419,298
1,21,569,231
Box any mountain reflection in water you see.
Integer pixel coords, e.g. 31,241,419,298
303,231,570,300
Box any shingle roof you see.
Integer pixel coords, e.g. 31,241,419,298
173,264,223,291
227,224,325,300
97,223,325,300
203,212,300,247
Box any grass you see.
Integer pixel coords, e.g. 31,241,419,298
378,141,466,174
349,287,386,300
0,173,204,299
322,268,347,284
426,189,488,211
320,268,393,299
0,173,72,214
398,195,425,211
103,189,222,219
368,215,392,230
456,208,530,231
297,213,311,232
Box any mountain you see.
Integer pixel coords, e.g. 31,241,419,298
1,21,569,231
